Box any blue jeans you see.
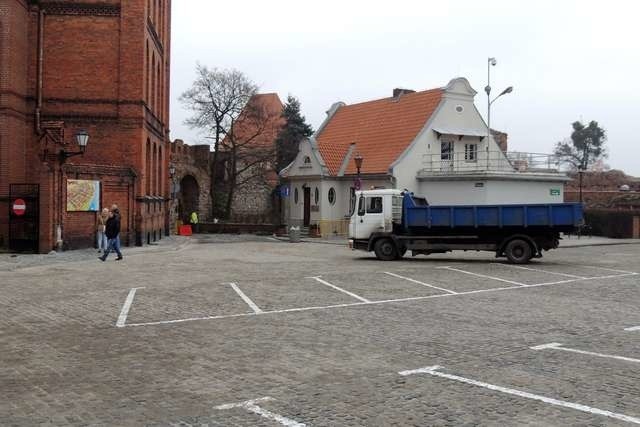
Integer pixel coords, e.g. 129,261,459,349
96,231,108,250
103,236,123,259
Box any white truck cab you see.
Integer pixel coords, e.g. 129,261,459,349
349,189,404,241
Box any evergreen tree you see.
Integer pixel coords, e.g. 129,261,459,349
275,95,313,173
554,120,607,170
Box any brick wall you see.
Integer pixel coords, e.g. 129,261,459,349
0,0,172,252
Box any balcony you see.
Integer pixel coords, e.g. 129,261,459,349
417,150,561,178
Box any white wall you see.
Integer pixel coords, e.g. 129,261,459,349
392,78,511,193
485,180,564,204
417,179,565,205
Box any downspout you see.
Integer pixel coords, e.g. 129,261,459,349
35,8,45,134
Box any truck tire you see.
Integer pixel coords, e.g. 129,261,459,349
505,239,533,264
374,238,398,261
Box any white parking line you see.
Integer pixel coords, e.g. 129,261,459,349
227,282,263,314
495,263,587,279
437,266,527,286
122,272,637,328
625,326,640,331
307,276,371,303
215,397,306,426
399,365,640,425
573,265,638,275
531,342,640,363
384,271,457,294
115,287,145,328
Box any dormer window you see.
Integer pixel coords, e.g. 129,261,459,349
303,156,311,164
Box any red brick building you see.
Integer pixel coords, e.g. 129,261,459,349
0,0,171,252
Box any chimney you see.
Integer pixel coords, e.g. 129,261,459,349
393,88,415,98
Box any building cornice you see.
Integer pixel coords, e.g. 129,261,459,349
39,2,120,17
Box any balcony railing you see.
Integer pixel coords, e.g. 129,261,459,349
418,150,560,175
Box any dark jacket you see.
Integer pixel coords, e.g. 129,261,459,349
105,215,120,239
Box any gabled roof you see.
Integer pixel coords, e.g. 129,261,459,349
315,88,443,175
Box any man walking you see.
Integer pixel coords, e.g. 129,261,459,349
99,207,123,262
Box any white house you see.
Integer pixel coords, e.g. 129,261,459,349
280,78,569,234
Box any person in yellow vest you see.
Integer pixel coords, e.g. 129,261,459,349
190,211,199,233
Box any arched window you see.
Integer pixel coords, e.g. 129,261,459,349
157,146,163,197
146,139,151,195
303,156,311,164
314,187,319,204
153,143,158,195
151,53,156,114
294,188,299,204
156,61,160,116
145,41,150,105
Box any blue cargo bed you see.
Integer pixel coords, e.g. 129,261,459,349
403,196,583,230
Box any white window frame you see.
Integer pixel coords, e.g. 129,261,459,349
465,143,478,162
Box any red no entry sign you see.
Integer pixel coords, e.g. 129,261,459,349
12,198,26,216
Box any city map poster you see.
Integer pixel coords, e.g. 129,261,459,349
66,179,100,211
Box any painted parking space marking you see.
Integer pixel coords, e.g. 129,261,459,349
121,270,638,328
307,276,371,303
495,263,587,279
399,365,640,425
227,282,263,314
625,326,640,331
531,342,640,363
571,265,638,275
115,287,145,328
215,397,306,426
437,266,527,286
384,271,457,294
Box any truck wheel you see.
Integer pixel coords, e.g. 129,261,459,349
505,239,533,264
374,238,398,261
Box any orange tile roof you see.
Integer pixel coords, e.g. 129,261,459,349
316,88,443,175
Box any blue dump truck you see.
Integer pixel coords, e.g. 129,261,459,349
348,189,583,263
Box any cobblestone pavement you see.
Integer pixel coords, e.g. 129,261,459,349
1,236,640,426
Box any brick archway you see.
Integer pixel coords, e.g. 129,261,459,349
179,175,199,223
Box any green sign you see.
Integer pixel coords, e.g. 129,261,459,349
550,189,561,196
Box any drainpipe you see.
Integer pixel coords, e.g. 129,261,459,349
35,8,45,134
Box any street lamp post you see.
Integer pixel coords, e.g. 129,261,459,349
352,153,363,214
59,129,90,163
354,153,363,190
578,165,585,205
484,57,513,169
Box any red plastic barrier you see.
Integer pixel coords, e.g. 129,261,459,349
179,225,192,236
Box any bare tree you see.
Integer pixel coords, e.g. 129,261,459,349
179,64,257,217
221,97,283,219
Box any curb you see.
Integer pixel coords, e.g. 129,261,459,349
559,241,640,249
271,236,347,246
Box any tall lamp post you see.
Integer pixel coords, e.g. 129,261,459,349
578,164,585,204
352,153,363,214
354,153,363,188
484,57,513,168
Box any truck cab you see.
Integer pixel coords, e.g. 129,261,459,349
349,189,404,253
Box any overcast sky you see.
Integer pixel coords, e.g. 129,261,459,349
170,0,640,176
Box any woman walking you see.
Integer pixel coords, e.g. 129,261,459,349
96,208,109,253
